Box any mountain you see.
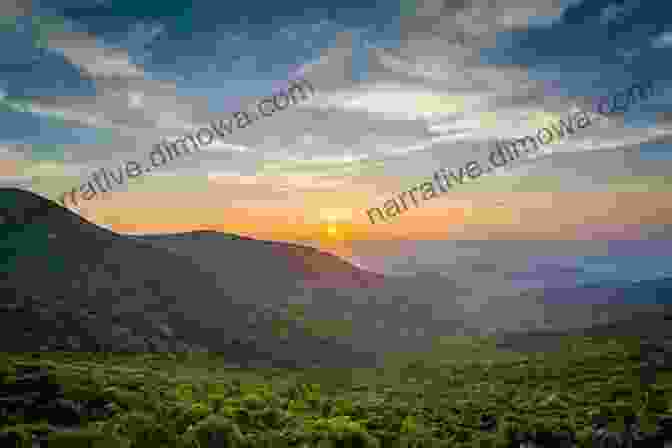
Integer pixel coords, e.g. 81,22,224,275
0,188,379,367
491,277,672,381
132,232,387,290
4,188,669,368
540,275,672,305
0,188,475,366
494,309,672,351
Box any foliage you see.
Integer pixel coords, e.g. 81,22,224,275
46,429,110,448
0,335,670,446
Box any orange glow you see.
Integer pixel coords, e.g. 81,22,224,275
0,160,20,176
70,189,672,247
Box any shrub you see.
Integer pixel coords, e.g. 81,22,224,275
241,393,266,410
103,387,147,410
46,429,110,448
0,427,32,448
114,410,178,447
311,416,380,448
182,415,246,448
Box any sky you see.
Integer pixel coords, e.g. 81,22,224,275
2,0,672,260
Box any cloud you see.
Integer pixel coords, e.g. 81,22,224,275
652,31,672,48
4,0,671,214
201,141,254,153
2,0,32,17
45,28,146,79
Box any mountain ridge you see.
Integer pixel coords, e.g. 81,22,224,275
0,188,382,367
3,187,670,368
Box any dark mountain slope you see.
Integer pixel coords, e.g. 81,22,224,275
133,232,386,290
0,188,374,367
0,189,484,364
128,233,480,355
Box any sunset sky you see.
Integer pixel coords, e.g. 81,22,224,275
2,0,672,259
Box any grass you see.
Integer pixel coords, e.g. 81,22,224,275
1,334,670,447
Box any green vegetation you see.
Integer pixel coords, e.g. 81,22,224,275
1,334,670,447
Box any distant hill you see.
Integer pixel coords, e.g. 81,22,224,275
494,310,672,350
539,275,672,306
492,277,672,377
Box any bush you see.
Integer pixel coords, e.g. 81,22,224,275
114,410,179,447
104,387,147,411
182,414,246,448
0,427,31,448
46,429,110,448
310,416,380,448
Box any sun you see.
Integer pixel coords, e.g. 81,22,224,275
327,225,338,236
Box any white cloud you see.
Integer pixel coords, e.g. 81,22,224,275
128,92,144,108
46,28,145,78
202,141,254,153
15,0,670,205
653,31,672,48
